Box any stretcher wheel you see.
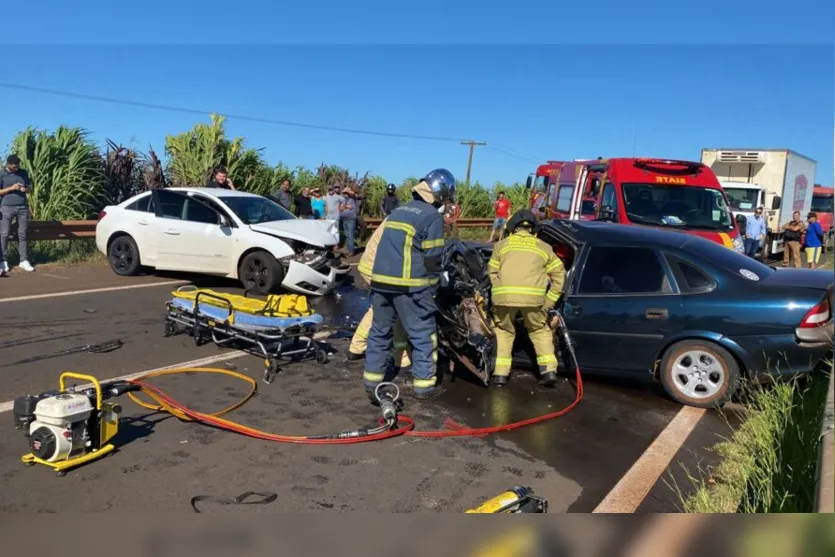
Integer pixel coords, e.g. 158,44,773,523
263,359,280,384
164,320,177,337
316,348,329,364
57,471,66,477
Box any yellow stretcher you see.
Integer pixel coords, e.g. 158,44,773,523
163,286,328,384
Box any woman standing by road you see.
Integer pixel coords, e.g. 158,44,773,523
310,188,326,219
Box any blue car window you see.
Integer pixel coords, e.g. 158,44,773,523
578,246,668,295
665,253,714,293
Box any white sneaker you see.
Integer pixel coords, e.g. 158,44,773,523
19,261,35,272
2,261,8,273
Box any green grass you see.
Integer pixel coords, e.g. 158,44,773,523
680,364,832,513
4,238,104,267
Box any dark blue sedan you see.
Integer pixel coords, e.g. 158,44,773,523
535,220,834,408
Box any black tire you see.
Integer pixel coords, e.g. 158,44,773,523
108,235,141,276
316,346,329,364
164,320,177,337
659,341,740,408
238,251,284,295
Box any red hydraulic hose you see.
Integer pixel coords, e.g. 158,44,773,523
406,364,583,438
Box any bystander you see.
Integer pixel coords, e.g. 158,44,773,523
0,154,35,273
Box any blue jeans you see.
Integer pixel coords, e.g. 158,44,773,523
341,218,356,254
364,288,438,396
744,238,759,257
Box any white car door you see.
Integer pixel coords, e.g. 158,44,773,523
151,190,234,274
119,192,160,265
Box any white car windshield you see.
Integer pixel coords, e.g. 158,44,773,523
219,196,296,224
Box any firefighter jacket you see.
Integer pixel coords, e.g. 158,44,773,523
488,230,566,308
357,218,386,286
369,199,445,293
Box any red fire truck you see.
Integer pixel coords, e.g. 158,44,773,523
528,157,743,252
525,159,603,220
812,185,834,251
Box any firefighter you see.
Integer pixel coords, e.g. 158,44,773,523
363,169,454,401
348,216,411,370
487,209,565,387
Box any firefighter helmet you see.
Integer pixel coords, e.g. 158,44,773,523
506,209,538,234
422,168,456,206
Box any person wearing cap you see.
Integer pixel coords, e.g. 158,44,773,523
339,187,359,256
363,169,454,401
0,154,35,273
804,211,825,269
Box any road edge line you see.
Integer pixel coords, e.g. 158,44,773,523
0,331,332,414
592,405,706,513
0,279,189,304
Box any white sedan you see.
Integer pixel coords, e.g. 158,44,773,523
95,187,348,296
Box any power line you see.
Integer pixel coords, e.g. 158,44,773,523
488,143,543,165
0,81,466,143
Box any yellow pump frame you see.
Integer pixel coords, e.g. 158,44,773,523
21,372,117,475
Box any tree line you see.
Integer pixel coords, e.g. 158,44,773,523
4,114,531,222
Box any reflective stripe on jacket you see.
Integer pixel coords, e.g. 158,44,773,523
370,199,445,293
358,219,386,286
488,230,566,307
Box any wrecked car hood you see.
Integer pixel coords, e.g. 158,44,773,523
249,219,339,247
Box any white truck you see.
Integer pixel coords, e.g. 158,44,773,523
700,148,817,259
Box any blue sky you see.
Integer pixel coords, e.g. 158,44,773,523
1,2,833,187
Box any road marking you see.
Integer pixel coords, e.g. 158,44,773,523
592,405,706,513
0,280,188,304
0,331,333,413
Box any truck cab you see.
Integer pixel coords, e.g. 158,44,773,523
812,185,834,251
566,158,743,252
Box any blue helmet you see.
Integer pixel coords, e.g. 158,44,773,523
422,168,456,205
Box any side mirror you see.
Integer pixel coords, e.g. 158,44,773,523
525,176,532,189
598,205,614,221
771,196,781,210
219,215,230,227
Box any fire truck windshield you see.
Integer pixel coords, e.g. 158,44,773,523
724,187,761,211
811,194,834,213
622,183,734,231
533,175,548,192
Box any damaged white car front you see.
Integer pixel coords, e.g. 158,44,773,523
249,218,349,296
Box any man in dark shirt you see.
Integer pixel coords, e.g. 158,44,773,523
0,154,35,273
205,167,236,190
273,179,293,211
294,187,313,218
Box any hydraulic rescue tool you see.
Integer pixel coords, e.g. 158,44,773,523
465,486,548,513
13,372,139,475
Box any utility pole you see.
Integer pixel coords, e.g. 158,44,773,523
461,140,487,185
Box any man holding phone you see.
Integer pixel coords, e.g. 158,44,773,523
0,154,35,273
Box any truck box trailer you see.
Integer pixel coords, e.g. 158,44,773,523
701,148,817,259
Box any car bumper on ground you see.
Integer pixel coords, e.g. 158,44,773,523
281,260,339,296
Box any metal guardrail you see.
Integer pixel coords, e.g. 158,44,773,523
17,219,494,241
365,217,493,230
816,362,834,513
8,220,97,241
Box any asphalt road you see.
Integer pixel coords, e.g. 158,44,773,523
0,262,738,513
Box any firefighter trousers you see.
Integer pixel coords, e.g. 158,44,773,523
349,306,412,368
364,288,438,395
492,306,557,377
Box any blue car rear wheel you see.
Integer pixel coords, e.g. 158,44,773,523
660,341,740,408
